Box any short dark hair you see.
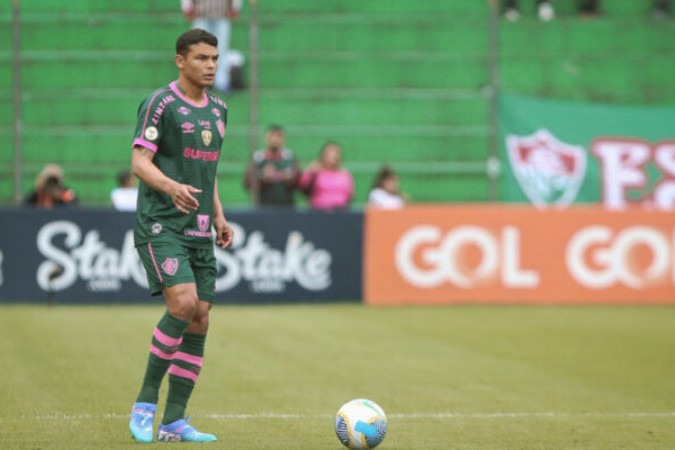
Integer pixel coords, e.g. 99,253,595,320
372,165,397,189
267,124,284,133
176,28,218,56
117,170,132,187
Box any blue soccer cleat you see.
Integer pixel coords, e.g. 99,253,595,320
157,417,217,442
129,402,157,443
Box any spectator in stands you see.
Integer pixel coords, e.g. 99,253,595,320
24,163,78,208
367,165,407,209
503,0,555,21
578,0,600,18
504,0,603,20
244,125,301,207
298,141,355,211
110,169,138,211
181,0,242,93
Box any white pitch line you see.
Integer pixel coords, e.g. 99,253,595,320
206,412,675,420
19,412,675,421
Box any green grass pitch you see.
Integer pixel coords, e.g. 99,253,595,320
2,304,675,449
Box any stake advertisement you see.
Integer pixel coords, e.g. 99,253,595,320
0,209,362,304
364,205,675,305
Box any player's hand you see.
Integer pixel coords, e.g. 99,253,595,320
169,183,202,214
214,216,234,249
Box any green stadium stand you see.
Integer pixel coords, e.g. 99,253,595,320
1,0,674,206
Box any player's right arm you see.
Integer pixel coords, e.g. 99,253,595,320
132,146,202,214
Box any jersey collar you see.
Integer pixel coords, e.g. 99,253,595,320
170,81,208,108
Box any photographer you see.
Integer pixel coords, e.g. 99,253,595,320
25,164,78,208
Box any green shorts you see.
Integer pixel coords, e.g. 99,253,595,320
136,240,217,302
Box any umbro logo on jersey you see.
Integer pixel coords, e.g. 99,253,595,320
211,108,221,117
181,122,195,134
178,106,191,115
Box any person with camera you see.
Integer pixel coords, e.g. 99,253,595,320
24,164,78,208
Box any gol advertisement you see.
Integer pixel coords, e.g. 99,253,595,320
364,205,675,305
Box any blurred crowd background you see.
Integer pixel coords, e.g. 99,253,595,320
2,0,674,208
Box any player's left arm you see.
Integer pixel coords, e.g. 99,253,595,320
212,178,234,249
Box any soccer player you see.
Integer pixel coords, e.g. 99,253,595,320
128,28,234,443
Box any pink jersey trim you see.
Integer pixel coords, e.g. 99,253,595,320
150,344,176,360
138,87,172,141
170,81,208,108
174,351,203,367
153,327,183,348
133,138,158,152
147,243,163,283
168,364,199,382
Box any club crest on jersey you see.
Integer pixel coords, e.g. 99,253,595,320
506,129,586,209
197,214,210,232
201,130,212,146
161,257,179,276
144,126,158,141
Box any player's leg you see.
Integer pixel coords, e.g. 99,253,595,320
157,247,217,442
137,283,197,404
157,300,215,442
130,243,196,442
129,305,190,441
163,299,210,425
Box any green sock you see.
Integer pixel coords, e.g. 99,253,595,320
136,311,189,404
162,332,207,425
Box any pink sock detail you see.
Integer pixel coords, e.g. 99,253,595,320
168,364,199,383
150,344,177,360
153,327,183,348
174,351,203,367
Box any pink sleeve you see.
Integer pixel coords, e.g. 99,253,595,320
132,138,158,152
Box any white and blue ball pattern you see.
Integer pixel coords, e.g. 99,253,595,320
334,399,388,449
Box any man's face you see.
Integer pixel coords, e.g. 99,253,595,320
266,130,285,151
176,43,218,88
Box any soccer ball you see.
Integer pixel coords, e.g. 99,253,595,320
334,398,388,449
